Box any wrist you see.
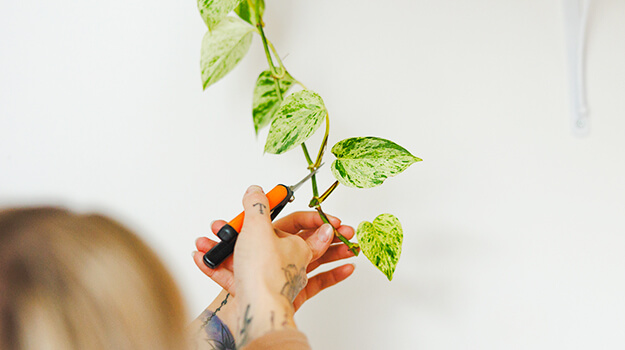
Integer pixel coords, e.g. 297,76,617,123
235,293,296,347
207,289,238,330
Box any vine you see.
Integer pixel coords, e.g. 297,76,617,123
197,0,421,280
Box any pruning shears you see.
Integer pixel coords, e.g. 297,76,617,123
203,164,323,269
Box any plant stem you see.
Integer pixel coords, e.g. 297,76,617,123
319,181,339,204
267,40,286,72
254,3,274,71
254,2,285,103
308,180,338,207
313,114,330,168
315,206,359,256
301,143,313,166
300,143,319,197
252,3,357,254
255,8,320,200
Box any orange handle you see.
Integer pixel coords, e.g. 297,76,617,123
227,185,289,232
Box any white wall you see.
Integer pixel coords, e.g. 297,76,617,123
2,0,624,349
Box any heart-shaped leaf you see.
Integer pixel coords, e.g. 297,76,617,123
331,137,421,188
264,90,327,154
235,0,265,26
198,0,243,30
200,17,255,90
357,214,403,281
252,70,294,134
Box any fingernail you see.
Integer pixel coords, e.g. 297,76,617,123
192,250,198,258
320,224,333,243
246,185,263,194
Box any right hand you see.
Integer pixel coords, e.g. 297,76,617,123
193,196,356,311
193,186,357,346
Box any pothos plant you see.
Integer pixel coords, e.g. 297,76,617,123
197,0,421,280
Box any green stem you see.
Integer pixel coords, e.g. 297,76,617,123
252,1,356,255
257,30,276,75
308,180,338,207
301,143,313,166
313,114,330,168
253,2,285,103
318,181,339,204
267,40,286,73
316,206,359,256
301,143,318,198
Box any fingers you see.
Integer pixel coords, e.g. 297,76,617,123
240,185,274,238
292,264,356,311
195,237,234,271
335,224,355,241
306,243,358,273
192,250,235,294
195,236,217,253
304,224,334,262
211,220,228,235
297,224,355,244
274,211,341,234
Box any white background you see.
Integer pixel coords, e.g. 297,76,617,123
2,0,625,349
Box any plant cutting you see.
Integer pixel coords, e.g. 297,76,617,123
197,0,421,280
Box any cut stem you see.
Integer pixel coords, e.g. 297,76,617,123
318,181,339,204
309,181,338,208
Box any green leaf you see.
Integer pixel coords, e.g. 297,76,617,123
331,137,421,188
357,214,403,281
200,17,255,90
198,0,243,30
252,70,294,134
264,90,327,154
235,0,265,26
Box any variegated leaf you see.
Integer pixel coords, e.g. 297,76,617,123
235,0,265,26
264,90,327,154
331,137,421,188
198,0,243,30
252,70,294,134
357,214,403,281
200,17,255,90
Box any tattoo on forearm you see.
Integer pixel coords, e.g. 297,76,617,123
238,304,254,347
253,203,267,214
202,293,230,327
198,295,235,350
280,264,307,302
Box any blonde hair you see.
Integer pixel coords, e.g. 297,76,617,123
0,207,188,350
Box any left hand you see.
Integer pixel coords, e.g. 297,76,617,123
193,211,357,311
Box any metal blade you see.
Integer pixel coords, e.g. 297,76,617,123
290,163,324,193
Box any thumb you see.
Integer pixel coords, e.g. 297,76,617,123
305,223,334,261
240,185,274,239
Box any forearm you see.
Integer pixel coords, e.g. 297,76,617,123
188,289,238,349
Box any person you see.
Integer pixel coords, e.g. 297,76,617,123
0,185,357,349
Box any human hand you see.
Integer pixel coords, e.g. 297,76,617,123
192,186,357,346
193,193,356,311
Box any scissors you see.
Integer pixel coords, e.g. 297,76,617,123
203,164,323,269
